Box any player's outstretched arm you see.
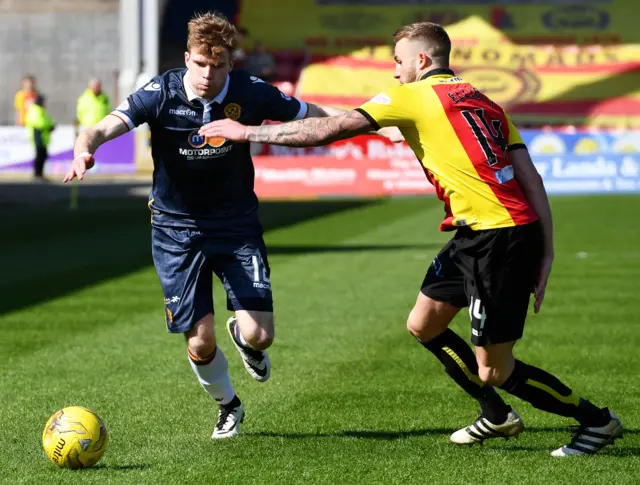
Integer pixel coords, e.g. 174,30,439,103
63,114,129,183
199,110,374,147
306,104,404,143
510,147,554,313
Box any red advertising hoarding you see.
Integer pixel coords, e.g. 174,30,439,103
251,135,435,198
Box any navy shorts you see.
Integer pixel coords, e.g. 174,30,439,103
152,226,273,334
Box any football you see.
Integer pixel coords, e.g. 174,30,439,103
42,406,108,469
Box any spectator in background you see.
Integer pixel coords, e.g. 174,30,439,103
232,26,249,66
76,79,112,129
14,75,38,126
25,94,55,181
245,41,276,82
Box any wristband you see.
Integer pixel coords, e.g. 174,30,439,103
73,152,91,162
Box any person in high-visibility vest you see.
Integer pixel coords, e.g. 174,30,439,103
14,75,38,126
76,79,111,129
25,94,55,180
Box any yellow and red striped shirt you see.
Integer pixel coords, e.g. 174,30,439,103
358,69,537,231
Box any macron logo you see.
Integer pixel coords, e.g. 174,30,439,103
169,108,197,116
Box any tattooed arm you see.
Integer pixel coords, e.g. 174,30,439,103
199,110,375,147
305,104,404,142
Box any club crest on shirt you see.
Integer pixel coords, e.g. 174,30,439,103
370,93,391,105
224,103,242,121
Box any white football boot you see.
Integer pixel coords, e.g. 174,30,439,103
551,410,622,457
450,409,524,445
212,396,244,439
227,316,271,382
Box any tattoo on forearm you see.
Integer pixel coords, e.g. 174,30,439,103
249,111,371,147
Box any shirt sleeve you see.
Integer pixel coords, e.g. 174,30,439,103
356,86,414,129
253,78,308,122
506,113,526,151
111,79,164,130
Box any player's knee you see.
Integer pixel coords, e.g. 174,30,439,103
477,365,496,385
243,326,274,350
477,365,509,387
406,310,427,339
185,316,216,360
236,311,274,350
476,343,516,386
406,308,444,343
187,337,216,361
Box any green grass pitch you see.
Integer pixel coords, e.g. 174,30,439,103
0,194,639,484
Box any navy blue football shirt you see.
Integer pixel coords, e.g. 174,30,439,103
113,68,308,234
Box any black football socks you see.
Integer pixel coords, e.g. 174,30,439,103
499,360,609,427
420,329,511,424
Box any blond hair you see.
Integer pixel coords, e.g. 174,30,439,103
187,12,238,59
393,22,451,65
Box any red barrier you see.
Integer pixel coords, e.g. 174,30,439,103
251,133,412,159
253,154,435,198
251,135,435,198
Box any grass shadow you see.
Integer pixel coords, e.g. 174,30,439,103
85,463,152,471
248,428,456,440
525,426,639,435
0,185,380,318
248,426,639,448
601,447,640,457
269,243,441,256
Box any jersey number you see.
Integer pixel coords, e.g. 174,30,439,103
461,108,507,167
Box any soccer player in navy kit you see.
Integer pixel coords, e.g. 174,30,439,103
64,12,401,438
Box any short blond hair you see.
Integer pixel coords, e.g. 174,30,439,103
393,22,451,64
187,12,238,59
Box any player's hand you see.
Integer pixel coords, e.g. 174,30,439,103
534,254,554,313
63,152,95,183
199,119,249,142
377,126,404,143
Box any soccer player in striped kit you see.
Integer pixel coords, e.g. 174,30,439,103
200,22,622,456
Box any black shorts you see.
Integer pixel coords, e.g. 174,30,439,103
421,222,542,346
152,226,273,334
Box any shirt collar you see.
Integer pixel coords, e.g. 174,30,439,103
419,68,455,81
183,72,230,104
